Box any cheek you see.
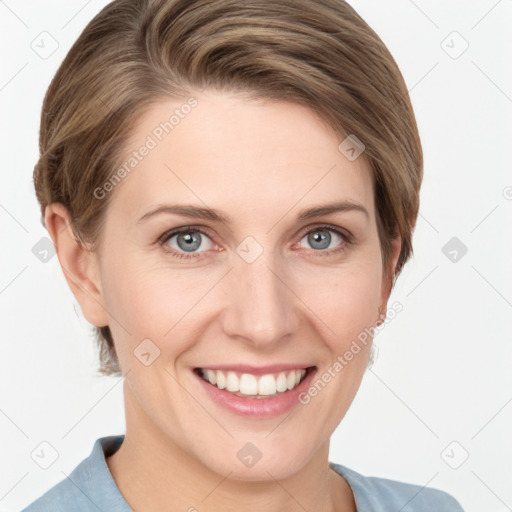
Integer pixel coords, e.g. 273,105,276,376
295,259,383,345
101,259,217,361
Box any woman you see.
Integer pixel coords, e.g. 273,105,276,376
23,0,464,510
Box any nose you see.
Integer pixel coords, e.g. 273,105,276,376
220,254,299,348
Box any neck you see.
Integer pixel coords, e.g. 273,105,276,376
106,383,355,512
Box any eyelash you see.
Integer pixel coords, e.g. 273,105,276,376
157,224,353,261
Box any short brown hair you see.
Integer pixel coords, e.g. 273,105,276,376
34,0,423,376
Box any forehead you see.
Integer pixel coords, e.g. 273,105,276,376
109,91,375,223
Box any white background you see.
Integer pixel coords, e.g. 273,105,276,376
1,1,511,511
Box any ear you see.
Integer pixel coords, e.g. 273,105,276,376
376,235,402,326
44,203,109,328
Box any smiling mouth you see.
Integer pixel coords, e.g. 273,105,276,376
194,367,315,398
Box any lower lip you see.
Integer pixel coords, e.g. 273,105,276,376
194,368,316,418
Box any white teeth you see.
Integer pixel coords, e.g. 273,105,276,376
206,369,217,385
240,374,258,395
216,370,226,389
286,371,296,390
276,372,288,392
226,371,239,392
199,368,308,397
258,374,277,395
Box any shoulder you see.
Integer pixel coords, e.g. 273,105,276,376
20,477,80,512
330,462,465,512
20,435,128,512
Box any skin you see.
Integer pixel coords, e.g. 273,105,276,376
45,90,401,512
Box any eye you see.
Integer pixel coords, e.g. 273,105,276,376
158,224,352,261
298,225,350,255
159,227,214,259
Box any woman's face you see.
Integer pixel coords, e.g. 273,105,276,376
88,90,398,480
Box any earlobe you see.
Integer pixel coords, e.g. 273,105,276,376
44,203,109,328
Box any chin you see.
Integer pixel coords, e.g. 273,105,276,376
190,435,320,482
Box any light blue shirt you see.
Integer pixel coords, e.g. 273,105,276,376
21,435,464,511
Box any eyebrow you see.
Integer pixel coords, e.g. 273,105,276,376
137,200,369,224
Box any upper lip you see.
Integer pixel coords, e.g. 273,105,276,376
195,364,315,376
